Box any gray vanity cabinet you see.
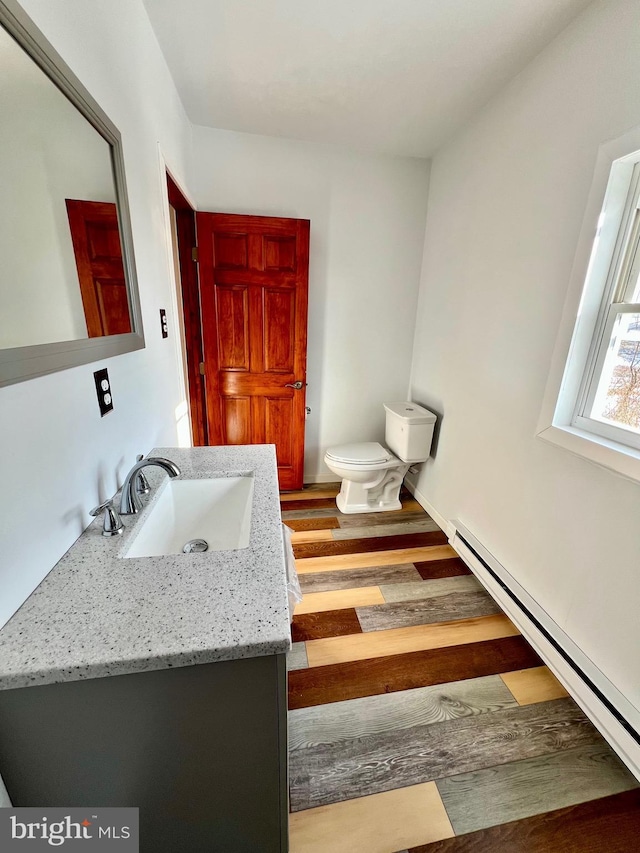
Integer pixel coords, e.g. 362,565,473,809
0,654,289,852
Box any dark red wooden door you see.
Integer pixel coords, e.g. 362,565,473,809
196,212,310,490
65,199,131,337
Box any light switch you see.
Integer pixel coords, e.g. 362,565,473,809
160,308,168,339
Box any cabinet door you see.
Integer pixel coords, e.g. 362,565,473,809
0,655,288,852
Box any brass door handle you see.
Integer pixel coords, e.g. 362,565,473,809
285,380,305,390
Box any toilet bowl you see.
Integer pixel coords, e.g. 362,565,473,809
324,402,436,514
324,442,407,513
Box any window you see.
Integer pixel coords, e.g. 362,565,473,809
537,127,640,482
573,161,640,449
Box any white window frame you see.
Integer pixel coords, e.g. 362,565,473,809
537,125,640,484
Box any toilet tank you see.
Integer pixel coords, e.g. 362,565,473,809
384,402,436,463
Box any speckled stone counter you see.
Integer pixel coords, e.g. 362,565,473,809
0,445,291,690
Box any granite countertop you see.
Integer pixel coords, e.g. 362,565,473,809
0,445,291,691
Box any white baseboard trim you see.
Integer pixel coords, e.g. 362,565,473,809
451,520,640,782
303,473,340,484
403,478,455,537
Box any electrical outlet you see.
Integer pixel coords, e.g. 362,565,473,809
160,308,168,339
93,368,113,417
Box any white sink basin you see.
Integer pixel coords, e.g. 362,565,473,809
123,476,254,558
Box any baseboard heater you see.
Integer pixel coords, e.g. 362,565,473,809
450,520,640,781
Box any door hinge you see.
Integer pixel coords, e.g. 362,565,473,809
191,246,199,263
199,362,205,376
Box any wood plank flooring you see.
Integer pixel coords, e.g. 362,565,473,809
406,788,640,853
303,615,519,667
291,698,603,812
284,483,640,852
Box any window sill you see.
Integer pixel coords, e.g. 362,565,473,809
537,423,640,484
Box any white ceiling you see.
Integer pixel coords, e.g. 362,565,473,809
143,0,594,158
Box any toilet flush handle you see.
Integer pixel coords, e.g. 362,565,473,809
285,380,305,390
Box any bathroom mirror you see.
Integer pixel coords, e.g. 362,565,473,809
0,0,144,387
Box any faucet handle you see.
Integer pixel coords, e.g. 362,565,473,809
90,500,124,537
135,454,151,495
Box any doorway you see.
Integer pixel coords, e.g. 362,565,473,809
166,175,310,489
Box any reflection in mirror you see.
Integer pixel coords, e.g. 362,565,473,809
0,22,131,348
66,200,131,337
0,0,143,386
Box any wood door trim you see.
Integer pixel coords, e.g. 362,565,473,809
166,174,208,446
197,216,224,445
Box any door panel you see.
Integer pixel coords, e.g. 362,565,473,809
216,286,250,370
214,232,248,269
264,289,295,372
224,398,252,445
197,212,309,490
264,236,297,271
97,278,129,333
265,397,294,466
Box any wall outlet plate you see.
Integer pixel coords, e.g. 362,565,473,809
160,308,168,339
93,368,113,417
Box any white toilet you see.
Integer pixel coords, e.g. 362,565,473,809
324,402,436,514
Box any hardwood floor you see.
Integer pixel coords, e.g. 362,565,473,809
284,483,640,852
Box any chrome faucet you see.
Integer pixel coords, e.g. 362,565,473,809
119,456,181,514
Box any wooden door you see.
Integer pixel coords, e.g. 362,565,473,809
66,199,131,337
196,213,309,490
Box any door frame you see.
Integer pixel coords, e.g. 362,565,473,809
166,173,208,446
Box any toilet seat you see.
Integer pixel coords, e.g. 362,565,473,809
325,442,392,465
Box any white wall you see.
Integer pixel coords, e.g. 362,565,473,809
409,0,640,710
0,0,193,634
190,127,430,480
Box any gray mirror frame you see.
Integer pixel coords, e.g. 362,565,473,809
0,0,145,387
